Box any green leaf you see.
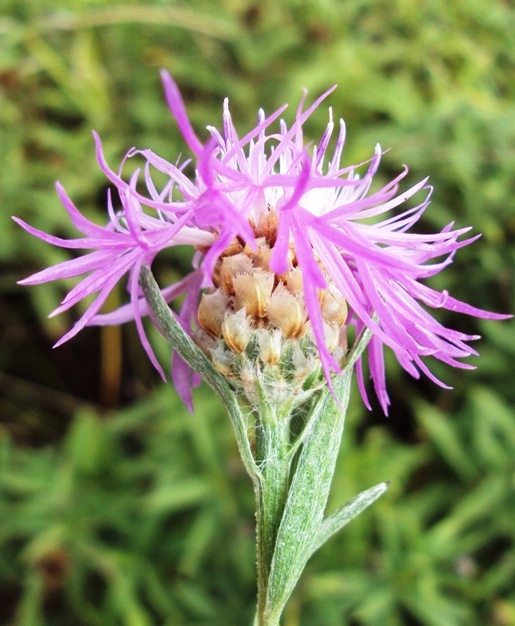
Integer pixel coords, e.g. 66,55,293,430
310,481,390,557
263,372,352,624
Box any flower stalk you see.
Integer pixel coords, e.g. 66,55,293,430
254,406,292,624
140,265,388,625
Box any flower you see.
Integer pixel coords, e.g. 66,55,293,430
15,70,510,413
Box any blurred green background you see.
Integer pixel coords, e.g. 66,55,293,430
1,1,514,625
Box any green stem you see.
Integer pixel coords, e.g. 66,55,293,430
255,400,292,626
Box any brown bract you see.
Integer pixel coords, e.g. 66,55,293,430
197,208,347,349
194,210,349,406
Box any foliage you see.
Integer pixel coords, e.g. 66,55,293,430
1,0,514,624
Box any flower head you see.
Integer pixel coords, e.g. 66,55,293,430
15,70,510,412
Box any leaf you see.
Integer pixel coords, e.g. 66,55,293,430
310,481,390,557
263,372,351,624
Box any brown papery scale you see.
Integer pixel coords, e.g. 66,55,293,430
195,208,348,409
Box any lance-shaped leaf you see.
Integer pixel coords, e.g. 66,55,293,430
263,371,352,624
310,481,390,557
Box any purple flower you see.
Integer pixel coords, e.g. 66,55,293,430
15,71,510,412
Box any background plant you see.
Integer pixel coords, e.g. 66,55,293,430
1,1,514,625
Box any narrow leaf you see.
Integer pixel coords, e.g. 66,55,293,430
264,371,352,623
310,481,389,556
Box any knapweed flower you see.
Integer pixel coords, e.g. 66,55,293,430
15,70,510,412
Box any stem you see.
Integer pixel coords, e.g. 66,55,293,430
255,403,292,626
